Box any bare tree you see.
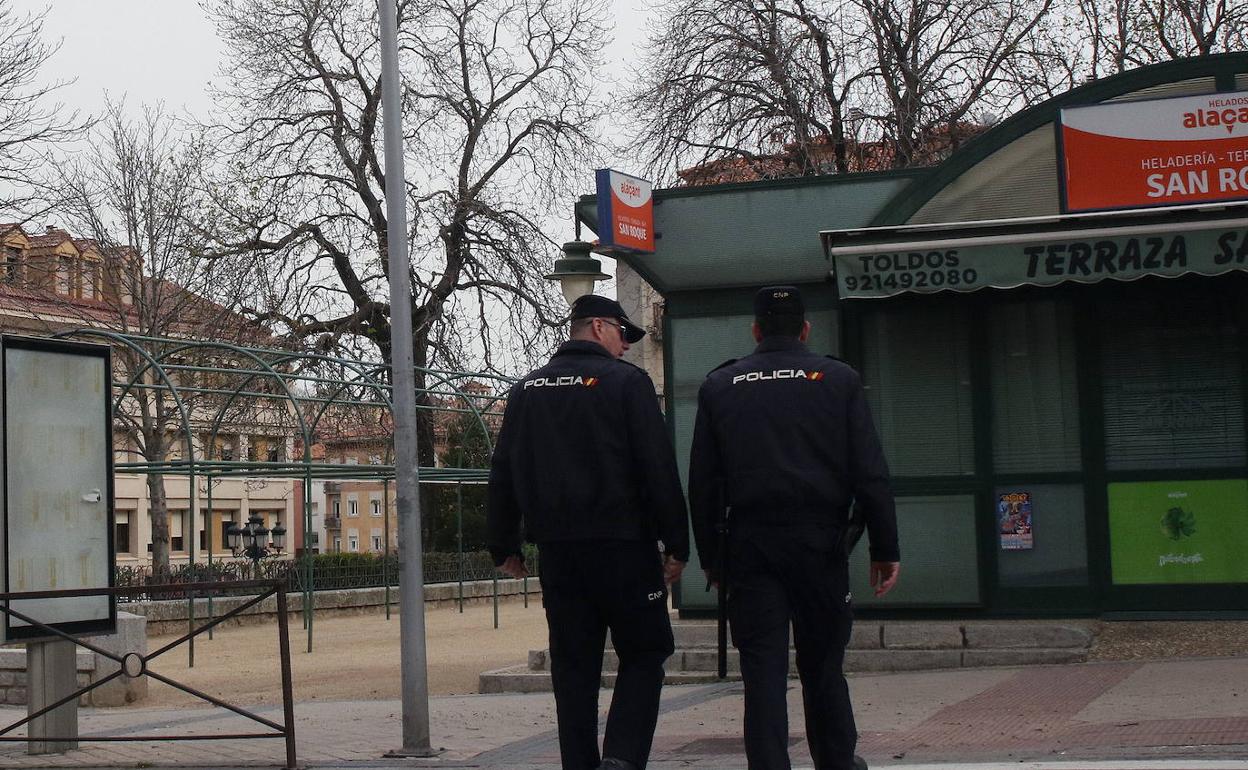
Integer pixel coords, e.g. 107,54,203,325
52,103,257,574
853,0,1057,168
631,0,1067,179
629,0,869,181
0,1,87,218
198,0,606,380
1072,0,1248,78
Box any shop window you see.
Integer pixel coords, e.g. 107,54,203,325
988,300,1081,473
148,510,187,553
860,303,974,476
850,494,979,605
220,515,238,550
992,484,1089,587
114,511,132,554
173,511,186,552
3,246,20,283
1100,290,1245,470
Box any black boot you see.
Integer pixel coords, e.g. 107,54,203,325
853,755,868,770
597,759,638,770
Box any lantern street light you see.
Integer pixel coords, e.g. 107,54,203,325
544,240,609,305
226,513,286,579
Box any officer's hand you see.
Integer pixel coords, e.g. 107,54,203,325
499,555,528,579
870,561,900,597
663,556,685,585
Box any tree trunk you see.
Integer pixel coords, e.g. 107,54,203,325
147,472,171,579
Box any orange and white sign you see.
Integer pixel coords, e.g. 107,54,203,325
1060,91,1248,212
595,169,654,253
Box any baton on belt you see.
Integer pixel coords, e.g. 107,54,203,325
715,506,730,679
846,504,866,557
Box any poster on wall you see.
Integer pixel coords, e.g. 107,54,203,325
997,491,1034,550
1107,479,1248,584
1059,90,1248,212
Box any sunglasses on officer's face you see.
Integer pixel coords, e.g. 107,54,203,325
599,319,627,338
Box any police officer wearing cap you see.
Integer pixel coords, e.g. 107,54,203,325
487,294,689,770
688,286,900,770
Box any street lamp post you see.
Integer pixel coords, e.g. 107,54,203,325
226,514,287,579
545,240,609,304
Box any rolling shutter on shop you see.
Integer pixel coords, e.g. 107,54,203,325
861,303,975,477
989,299,1082,473
1100,289,1245,471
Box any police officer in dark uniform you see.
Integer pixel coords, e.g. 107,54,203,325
688,286,900,770
487,294,689,770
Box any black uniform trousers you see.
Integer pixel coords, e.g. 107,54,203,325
539,540,676,770
727,524,856,770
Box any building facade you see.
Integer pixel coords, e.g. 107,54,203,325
0,223,298,568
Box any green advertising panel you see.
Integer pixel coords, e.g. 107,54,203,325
1108,479,1248,584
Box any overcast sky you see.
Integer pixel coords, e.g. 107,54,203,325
12,0,650,135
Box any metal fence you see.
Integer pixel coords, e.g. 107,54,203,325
113,550,537,602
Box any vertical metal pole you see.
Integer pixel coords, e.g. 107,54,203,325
206,481,214,640
304,473,314,653
456,482,463,613
187,481,197,669
493,571,499,630
276,585,298,770
384,477,392,620
27,640,77,754
379,0,433,754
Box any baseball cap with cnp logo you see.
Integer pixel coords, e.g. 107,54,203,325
569,294,646,343
754,285,805,319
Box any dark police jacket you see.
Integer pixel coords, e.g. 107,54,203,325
487,340,690,566
688,336,899,566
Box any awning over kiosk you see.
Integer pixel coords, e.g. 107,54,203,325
821,201,1248,299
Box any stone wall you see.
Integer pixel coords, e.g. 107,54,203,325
0,612,148,707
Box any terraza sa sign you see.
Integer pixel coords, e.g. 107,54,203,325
835,228,1248,298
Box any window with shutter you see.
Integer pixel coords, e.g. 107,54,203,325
1100,289,1245,471
860,302,974,477
988,299,1082,473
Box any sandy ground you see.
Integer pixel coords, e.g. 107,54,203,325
137,599,1248,711
142,598,549,708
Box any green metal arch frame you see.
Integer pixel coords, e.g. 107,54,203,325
869,52,1248,227
50,329,517,652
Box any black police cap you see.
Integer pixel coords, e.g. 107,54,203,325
754,285,804,318
569,294,646,343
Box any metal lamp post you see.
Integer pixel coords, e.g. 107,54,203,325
226,514,286,579
545,240,609,304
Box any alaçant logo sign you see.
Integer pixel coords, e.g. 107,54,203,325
835,226,1248,298
1060,90,1248,212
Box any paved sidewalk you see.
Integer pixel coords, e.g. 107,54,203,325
1,656,1245,768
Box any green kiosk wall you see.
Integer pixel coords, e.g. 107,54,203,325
577,53,1248,617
